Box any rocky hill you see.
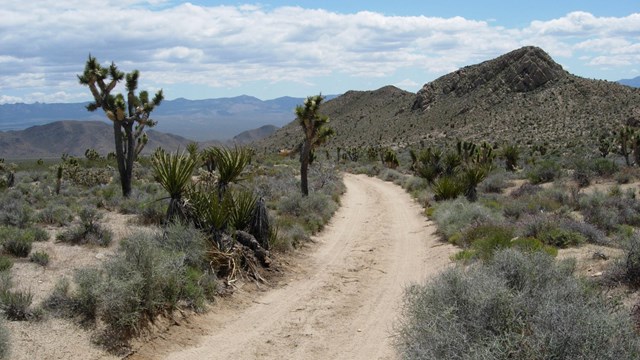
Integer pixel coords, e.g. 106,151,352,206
260,46,640,155
232,125,279,145
0,121,208,159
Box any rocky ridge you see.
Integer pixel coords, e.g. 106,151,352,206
260,46,640,155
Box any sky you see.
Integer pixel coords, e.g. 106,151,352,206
0,1,638,104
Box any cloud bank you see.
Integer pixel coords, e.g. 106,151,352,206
0,1,638,103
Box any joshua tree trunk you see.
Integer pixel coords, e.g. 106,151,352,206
300,140,311,196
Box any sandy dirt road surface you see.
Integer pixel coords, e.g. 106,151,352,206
129,173,456,360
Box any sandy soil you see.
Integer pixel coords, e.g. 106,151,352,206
7,212,154,360
128,173,457,360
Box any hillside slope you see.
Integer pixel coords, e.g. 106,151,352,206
260,46,640,154
0,121,200,159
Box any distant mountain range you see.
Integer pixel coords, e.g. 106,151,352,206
0,121,213,159
0,95,336,141
619,76,640,88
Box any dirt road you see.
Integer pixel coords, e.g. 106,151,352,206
130,173,456,360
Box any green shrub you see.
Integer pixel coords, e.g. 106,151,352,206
511,237,558,257
0,317,10,358
56,206,113,247
73,268,102,321
29,251,50,267
538,227,585,248
37,204,74,226
3,237,32,257
591,158,619,177
0,290,33,321
43,278,74,317
25,227,49,242
580,191,640,232
431,198,503,240
0,257,11,273
478,171,510,193
396,249,640,359
157,224,208,269
526,159,561,184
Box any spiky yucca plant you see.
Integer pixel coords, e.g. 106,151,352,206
207,146,252,198
502,143,520,172
152,150,197,222
432,176,465,201
461,166,488,202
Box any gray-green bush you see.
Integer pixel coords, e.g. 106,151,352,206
396,249,640,359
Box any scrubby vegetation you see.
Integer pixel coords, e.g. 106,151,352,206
0,138,344,355
331,134,640,359
396,249,640,359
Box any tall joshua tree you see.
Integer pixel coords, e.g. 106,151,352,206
296,94,334,196
78,55,163,197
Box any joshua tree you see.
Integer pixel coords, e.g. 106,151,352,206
618,126,635,166
78,55,163,197
296,94,334,196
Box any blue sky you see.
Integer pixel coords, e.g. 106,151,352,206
0,1,638,103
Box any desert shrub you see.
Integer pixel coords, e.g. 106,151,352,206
37,203,74,226
379,168,403,183
615,167,638,184
511,237,558,257
29,251,50,267
0,317,10,358
74,268,102,321
510,182,542,198
517,215,586,248
478,171,510,193
558,217,608,245
591,158,619,177
96,231,214,337
580,191,640,232
396,249,640,359
0,258,11,273
156,224,208,269
3,237,32,258
0,290,33,321
136,200,167,226
43,277,74,317
604,234,640,289
430,198,503,240
526,159,562,184
56,206,113,247
272,222,308,251
402,176,428,193
572,167,593,188
456,223,514,248
0,192,32,228
278,192,337,233
25,226,49,242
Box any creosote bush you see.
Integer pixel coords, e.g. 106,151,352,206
56,206,113,247
396,249,640,359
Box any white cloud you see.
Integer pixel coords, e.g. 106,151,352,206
0,3,638,102
0,95,23,104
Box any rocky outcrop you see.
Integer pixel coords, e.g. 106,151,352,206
413,46,567,111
